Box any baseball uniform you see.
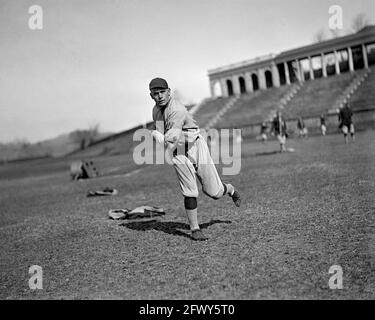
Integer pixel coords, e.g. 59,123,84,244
148,77,240,241
151,95,225,199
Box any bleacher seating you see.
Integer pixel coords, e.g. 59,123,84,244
282,72,357,118
193,69,373,130
192,97,232,128
213,85,292,128
349,67,375,110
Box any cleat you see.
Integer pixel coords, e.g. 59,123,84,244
231,190,241,207
191,229,208,241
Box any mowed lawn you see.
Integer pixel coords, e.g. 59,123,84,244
0,130,374,300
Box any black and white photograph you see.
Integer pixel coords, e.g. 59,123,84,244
0,0,374,305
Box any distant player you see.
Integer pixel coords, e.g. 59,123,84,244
272,111,288,152
338,102,355,144
320,113,327,136
260,121,268,143
297,117,308,138
148,78,241,241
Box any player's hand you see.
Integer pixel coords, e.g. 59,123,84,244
151,130,165,144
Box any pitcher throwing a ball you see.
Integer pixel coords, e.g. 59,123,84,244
148,77,241,241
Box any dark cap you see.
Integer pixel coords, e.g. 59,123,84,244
149,78,169,90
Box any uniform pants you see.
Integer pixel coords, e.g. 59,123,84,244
172,135,224,199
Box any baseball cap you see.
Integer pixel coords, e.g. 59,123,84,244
149,78,169,90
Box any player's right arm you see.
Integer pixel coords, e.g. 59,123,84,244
150,106,167,146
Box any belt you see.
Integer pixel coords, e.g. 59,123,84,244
182,127,199,131
173,136,199,157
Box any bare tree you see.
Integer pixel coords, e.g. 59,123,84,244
87,123,100,145
351,13,369,33
313,29,326,43
69,123,100,150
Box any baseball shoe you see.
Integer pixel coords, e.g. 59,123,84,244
191,229,208,241
231,190,241,207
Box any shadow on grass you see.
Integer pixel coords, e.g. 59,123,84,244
120,219,232,239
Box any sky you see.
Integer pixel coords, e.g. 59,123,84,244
0,0,374,143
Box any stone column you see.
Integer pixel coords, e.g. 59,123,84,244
362,43,369,69
271,62,280,87
245,72,253,93
232,75,240,95
220,78,228,97
258,69,266,90
295,59,303,82
321,53,327,77
308,56,314,80
209,80,215,98
284,62,290,84
348,47,354,72
334,51,340,75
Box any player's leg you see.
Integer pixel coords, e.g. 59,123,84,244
321,124,326,136
261,133,267,143
350,123,355,142
184,196,208,241
192,137,241,207
277,135,282,151
172,155,207,241
342,125,348,144
277,135,286,152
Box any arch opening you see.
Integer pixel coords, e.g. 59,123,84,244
265,70,273,88
251,74,259,91
226,79,234,96
239,76,246,94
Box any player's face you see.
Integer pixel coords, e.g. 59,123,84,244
150,88,171,107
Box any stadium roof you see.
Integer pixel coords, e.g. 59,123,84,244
208,25,375,77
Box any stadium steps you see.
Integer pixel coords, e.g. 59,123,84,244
278,82,304,112
204,95,240,130
330,68,372,112
281,71,358,118
188,97,211,116
348,67,375,111
192,96,232,128
214,85,293,128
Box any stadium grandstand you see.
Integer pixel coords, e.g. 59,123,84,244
71,26,375,156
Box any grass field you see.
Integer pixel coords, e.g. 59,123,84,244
0,130,374,300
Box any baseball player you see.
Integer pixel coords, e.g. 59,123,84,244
320,113,327,136
338,102,355,144
272,111,288,152
148,77,241,241
260,121,268,143
297,117,307,138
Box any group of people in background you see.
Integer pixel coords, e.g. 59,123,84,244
259,102,355,152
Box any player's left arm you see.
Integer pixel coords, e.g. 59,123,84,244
151,130,165,144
